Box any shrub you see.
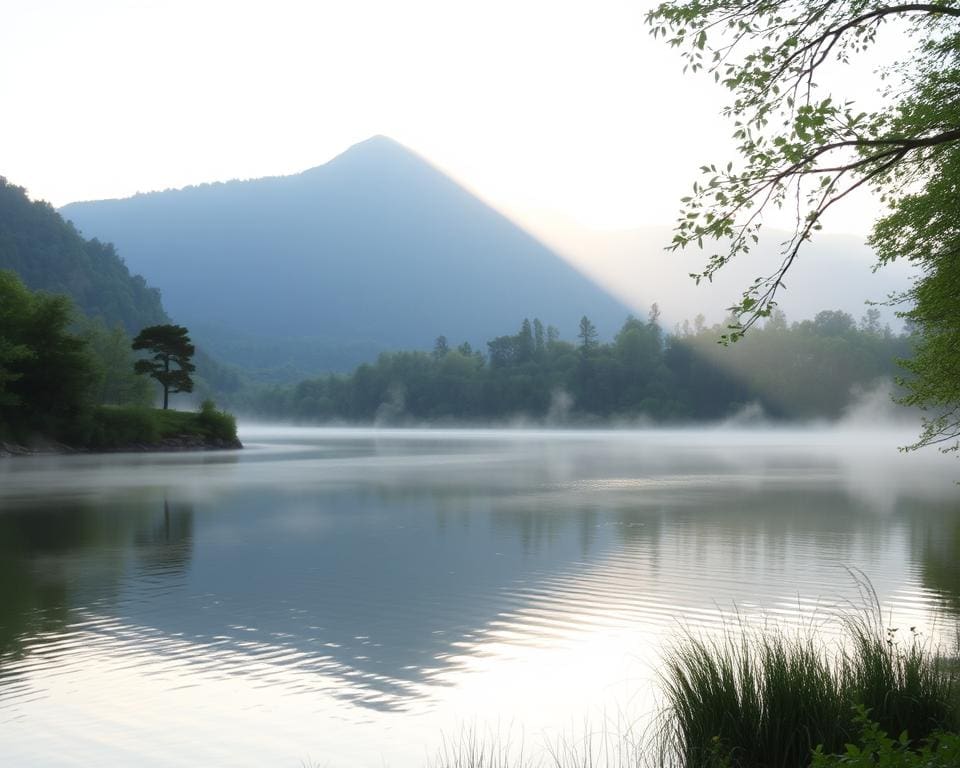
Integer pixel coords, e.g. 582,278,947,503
810,707,960,768
196,399,238,441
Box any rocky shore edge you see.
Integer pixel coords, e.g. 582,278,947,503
0,434,243,457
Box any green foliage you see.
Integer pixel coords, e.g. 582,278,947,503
871,126,960,454
132,324,197,409
151,405,236,443
79,317,153,407
195,399,238,442
810,707,960,768
0,274,237,449
234,310,909,424
77,403,238,449
0,271,35,408
646,1,960,330
647,1,960,450
80,406,162,448
660,604,959,768
0,177,167,334
662,628,848,768
0,175,248,417
0,270,97,440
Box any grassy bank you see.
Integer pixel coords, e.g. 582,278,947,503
657,606,959,768
77,399,240,450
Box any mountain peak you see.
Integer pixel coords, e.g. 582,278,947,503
290,136,424,185
341,134,412,158
356,134,404,149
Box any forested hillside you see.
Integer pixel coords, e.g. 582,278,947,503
0,177,242,399
0,178,168,333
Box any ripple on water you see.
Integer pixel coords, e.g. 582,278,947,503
0,428,957,767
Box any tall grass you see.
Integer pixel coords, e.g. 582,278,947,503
430,727,532,768
427,594,958,768
658,595,959,768
430,721,646,768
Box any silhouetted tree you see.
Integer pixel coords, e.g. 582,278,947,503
132,324,196,409
518,319,534,362
533,319,545,357
648,303,661,328
578,316,598,354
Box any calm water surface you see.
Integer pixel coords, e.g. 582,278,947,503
0,427,958,766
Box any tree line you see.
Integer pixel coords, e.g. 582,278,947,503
1,254,911,436
234,306,913,424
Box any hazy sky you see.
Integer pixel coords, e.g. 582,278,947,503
3,0,893,234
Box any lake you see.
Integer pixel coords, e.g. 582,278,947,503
0,426,957,767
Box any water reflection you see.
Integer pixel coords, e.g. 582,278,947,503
913,515,960,617
0,428,957,766
134,499,194,576
0,508,71,663
0,498,195,663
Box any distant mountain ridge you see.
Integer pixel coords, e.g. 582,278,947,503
60,136,634,373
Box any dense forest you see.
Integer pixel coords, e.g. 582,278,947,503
235,308,913,424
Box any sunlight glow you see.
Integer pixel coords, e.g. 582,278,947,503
0,0,881,237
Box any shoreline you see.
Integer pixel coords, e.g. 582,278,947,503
0,435,243,458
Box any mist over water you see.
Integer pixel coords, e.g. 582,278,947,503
0,426,957,767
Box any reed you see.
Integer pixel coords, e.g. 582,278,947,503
430,727,531,768
658,600,958,768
